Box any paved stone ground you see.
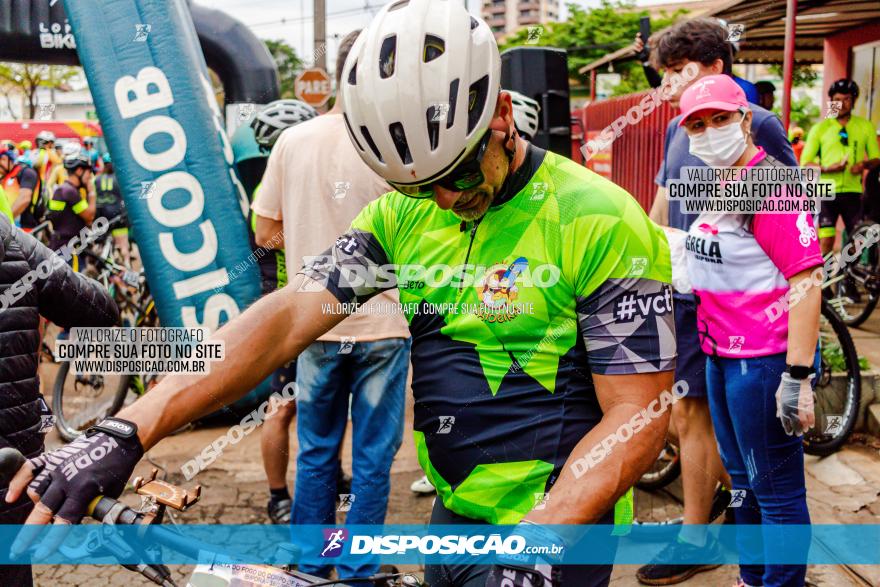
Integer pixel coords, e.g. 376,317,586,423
28,320,880,586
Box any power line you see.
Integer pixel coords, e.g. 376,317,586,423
246,5,372,28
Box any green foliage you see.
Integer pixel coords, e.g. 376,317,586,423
820,337,870,372
768,63,819,88
775,94,820,133
264,39,304,99
498,0,687,95
0,63,81,119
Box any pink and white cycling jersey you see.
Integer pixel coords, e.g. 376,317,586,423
685,150,823,358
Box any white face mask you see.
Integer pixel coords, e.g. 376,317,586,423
688,117,747,167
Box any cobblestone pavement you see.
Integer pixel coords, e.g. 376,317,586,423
29,358,880,586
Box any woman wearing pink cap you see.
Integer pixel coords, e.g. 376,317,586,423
678,74,822,587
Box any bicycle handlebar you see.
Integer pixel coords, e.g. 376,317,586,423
0,447,238,564
0,447,421,587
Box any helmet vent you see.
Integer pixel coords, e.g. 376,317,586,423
360,125,384,163
467,75,490,135
379,36,397,79
388,0,409,11
426,108,440,151
389,122,413,164
447,79,459,129
470,17,478,30
424,35,445,62
343,113,364,152
347,61,358,85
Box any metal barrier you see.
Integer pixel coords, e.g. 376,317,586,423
575,91,676,212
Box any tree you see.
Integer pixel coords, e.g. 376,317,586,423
499,0,686,96
264,39,304,99
767,63,819,88
779,94,820,133
0,63,80,119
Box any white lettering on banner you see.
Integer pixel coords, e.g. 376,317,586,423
348,534,529,555
159,221,219,271
114,67,174,119
114,66,240,330
129,116,187,171
199,74,249,218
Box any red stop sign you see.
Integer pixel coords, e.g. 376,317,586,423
294,68,332,107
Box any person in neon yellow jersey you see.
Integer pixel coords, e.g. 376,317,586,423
801,79,880,254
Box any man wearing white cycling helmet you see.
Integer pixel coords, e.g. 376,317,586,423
507,90,541,142
5,3,674,587
335,3,674,585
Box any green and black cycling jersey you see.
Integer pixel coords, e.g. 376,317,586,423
300,146,676,524
250,183,287,294
48,181,88,251
94,172,124,221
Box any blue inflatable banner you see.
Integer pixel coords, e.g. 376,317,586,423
63,0,261,330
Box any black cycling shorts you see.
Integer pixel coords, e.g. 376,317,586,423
424,498,616,587
818,192,862,238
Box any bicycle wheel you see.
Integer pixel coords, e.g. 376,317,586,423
52,361,131,442
828,223,880,328
636,441,681,490
804,302,861,456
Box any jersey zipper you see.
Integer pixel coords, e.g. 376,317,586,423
459,218,482,289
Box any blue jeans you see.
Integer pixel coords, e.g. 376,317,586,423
706,352,812,587
292,337,410,578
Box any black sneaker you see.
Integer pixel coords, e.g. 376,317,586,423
636,537,723,585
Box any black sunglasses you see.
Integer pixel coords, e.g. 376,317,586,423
390,131,492,199
839,128,849,147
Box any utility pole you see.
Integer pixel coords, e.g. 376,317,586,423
314,0,326,70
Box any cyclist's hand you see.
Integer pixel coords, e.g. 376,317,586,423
485,522,565,587
823,159,848,173
486,563,559,587
850,161,865,175
775,373,815,436
634,32,645,53
4,418,143,556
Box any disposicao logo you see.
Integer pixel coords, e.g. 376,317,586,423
320,528,348,558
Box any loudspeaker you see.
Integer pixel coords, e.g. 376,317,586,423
501,47,571,156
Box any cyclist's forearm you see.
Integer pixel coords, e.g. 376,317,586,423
119,279,345,449
649,187,668,226
786,269,820,367
12,189,31,218
524,371,672,525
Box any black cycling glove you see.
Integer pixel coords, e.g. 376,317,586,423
485,563,561,587
484,522,566,587
26,417,144,523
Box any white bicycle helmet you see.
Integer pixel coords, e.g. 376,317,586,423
35,130,56,147
60,141,82,159
340,0,501,188
251,99,319,150
507,90,540,141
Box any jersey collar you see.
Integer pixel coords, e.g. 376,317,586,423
490,143,546,208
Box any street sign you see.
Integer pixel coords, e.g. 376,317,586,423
294,68,332,107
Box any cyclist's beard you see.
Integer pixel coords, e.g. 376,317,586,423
452,129,515,221
453,188,493,221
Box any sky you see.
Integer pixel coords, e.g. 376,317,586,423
206,0,694,77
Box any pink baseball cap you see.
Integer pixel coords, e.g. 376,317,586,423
678,74,749,126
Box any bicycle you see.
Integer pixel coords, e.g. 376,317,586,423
635,298,862,523
0,448,425,587
826,221,880,328
52,236,159,442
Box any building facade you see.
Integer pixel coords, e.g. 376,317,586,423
482,0,559,39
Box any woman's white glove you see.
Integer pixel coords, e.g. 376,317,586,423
775,372,815,436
